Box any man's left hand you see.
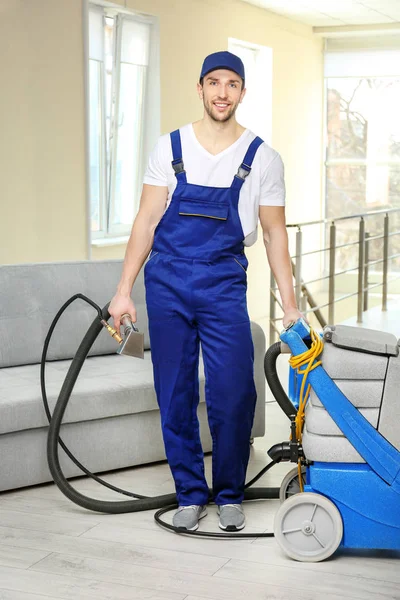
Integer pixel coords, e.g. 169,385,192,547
282,308,306,329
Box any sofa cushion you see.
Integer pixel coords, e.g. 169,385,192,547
0,352,207,435
0,260,150,368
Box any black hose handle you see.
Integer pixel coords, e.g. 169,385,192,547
264,342,298,419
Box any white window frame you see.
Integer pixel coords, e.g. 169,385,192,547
84,0,160,246
228,38,273,145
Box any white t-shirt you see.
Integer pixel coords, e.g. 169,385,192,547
143,123,285,246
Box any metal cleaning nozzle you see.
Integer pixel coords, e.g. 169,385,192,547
102,314,144,359
116,313,145,359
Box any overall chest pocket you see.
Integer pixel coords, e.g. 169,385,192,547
178,198,229,221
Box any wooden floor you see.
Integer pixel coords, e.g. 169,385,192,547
1,397,399,599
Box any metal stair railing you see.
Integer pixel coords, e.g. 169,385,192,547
269,207,400,343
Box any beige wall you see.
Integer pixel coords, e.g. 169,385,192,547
1,0,88,264
1,0,324,325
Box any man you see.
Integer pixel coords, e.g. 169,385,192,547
109,51,301,532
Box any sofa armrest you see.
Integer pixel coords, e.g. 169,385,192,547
250,320,266,438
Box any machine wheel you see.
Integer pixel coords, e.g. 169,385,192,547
279,466,307,502
274,492,343,562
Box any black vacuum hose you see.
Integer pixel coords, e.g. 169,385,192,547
264,342,297,420
46,301,280,522
46,303,178,513
41,295,147,499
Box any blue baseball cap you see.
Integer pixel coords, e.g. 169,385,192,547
200,51,245,83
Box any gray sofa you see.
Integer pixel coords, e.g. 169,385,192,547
0,260,266,492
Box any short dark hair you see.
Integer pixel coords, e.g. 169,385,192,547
199,76,245,90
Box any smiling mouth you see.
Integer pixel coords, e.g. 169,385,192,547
213,102,230,110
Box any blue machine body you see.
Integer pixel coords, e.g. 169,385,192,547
281,319,400,551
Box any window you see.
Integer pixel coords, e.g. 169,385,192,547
324,47,400,271
228,38,273,144
326,77,400,215
87,3,159,240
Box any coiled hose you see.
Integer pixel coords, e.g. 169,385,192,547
45,301,177,513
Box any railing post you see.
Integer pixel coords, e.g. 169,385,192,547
363,232,370,312
290,259,327,329
295,228,302,308
300,294,307,314
382,213,389,311
328,221,336,324
357,217,365,323
269,270,276,344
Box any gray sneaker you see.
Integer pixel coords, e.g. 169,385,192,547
217,504,245,531
173,505,207,531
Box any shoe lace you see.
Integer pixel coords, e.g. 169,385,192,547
221,504,243,512
177,504,200,512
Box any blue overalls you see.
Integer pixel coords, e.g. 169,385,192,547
144,129,264,507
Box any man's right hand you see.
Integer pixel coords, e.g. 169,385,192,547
108,294,137,333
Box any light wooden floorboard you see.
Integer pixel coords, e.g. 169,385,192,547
81,519,262,552
214,558,400,599
0,533,228,576
0,543,51,570
184,597,221,600
27,552,361,600
0,509,97,537
0,402,399,600
0,591,64,600
0,566,186,600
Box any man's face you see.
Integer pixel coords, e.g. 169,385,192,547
197,69,246,123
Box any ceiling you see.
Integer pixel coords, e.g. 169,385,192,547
241,0,400,27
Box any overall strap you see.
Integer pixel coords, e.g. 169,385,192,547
231,136,264,191
170,129,187,184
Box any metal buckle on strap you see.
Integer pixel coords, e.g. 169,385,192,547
236,164,251,181
172,159,185,174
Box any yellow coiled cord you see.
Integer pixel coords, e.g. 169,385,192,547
288,327,324,491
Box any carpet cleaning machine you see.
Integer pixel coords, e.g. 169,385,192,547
43,295,400,562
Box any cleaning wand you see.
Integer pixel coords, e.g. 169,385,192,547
101,312,144,359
